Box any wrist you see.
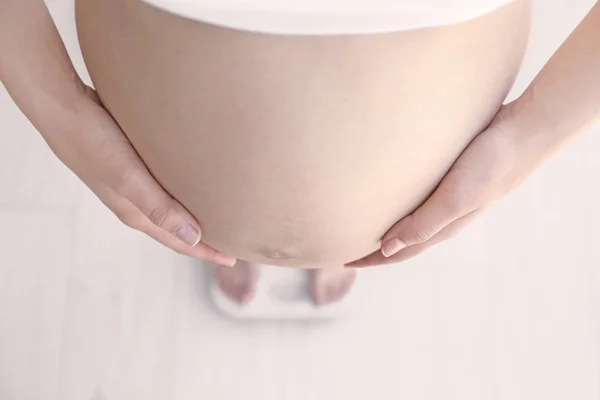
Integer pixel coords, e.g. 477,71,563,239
493,89,580,158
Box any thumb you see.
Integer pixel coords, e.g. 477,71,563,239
380,183,468,257
117,168,202,247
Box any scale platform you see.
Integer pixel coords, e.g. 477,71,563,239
211,265,370,320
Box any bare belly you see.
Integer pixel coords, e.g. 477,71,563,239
75,0,530,268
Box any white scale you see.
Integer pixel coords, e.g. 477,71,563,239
211,265,370,320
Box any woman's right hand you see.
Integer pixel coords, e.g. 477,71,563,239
1,0,235,266
52,86,237,266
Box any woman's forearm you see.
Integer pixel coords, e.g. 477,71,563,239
504,2,600,154
0,0,86,137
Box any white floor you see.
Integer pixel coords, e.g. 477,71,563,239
1,1,599,399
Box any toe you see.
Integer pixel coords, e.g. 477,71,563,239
221,278,250,304
213,262,259,305
310,268,357,306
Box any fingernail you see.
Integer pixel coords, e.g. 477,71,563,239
381,238,406,257
214,253,237,267
175,223,201,246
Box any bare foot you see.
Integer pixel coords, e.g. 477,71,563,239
213,260,260,305
309,268,357,306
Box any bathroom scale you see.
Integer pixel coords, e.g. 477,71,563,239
210,265,370,320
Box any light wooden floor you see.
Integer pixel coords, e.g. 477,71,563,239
1,1,599,399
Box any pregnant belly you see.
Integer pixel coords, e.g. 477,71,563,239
76,0,530,268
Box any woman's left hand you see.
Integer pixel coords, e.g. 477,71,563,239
347,2,600,268
346,105,551,267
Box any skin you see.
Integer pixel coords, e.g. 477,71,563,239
348,1,600,267
73,0,529,269
0,0,235,267
2,0,532,305
2,0,597,282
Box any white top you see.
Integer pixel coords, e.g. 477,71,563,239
141,0,517,35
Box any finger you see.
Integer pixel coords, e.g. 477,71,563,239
346,210,480,267
116,167,203,247
379,175,472,258
348,239,438,268
139,219,237,266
